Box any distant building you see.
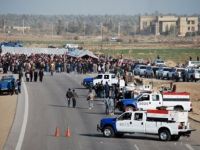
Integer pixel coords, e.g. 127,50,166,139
139,16,156,33
178,17,198,36
139,16,199,36
13,26,30,31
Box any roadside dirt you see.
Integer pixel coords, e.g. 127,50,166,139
0,95,17,149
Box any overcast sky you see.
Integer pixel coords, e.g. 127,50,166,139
0,0,200,15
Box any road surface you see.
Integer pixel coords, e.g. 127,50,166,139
11,73,200,150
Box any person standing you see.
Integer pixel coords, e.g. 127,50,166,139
104,98,109,115
17,79,21,93
66,88,73,107
34,69,38,82
87,89,95,109
104,82,110,98
72,89,78,108
39,69,44,82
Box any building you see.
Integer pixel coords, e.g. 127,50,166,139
140,16,199,36
139,16,156,33
13,26,30,32
178,17,198,36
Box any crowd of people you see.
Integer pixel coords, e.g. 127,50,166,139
0,52,134,79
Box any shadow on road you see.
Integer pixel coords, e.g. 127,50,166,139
75,106,89,110
49,104,67,107
79,133,104,138
79,133,159,141
84,111,106,115
121,135,159,141
74,87,88,90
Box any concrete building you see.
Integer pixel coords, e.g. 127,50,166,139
140,16,199,36
13,26,30,31
139,16,156,32
178,17,198,36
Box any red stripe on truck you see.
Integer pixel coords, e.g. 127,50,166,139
162,92,190,96
147,109,168,114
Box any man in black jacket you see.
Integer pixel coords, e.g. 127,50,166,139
66,88,73,107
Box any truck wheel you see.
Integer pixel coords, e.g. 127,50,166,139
171,135,180,141
103,126,114,137
174,106,183,111
159,129,171,141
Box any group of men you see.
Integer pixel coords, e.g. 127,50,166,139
66,88,78,108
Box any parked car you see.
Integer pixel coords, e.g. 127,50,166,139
153,59,166,66
133,65,147,77
144,66,154,78
172,68,185,81
167,68,177,80
157,67,173,79
184,68,200,82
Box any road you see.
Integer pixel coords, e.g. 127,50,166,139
18,73,200,150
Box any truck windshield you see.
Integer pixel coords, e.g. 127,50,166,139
95,75,102,79
118,112,132,120
135,94,143,100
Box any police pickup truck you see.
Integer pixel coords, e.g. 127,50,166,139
97,110,193,141
83,73,125,88
0,75,18,95
116,92,192,112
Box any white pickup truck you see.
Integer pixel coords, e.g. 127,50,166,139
97,110,194,141
93,73,125,88
116,92,192,112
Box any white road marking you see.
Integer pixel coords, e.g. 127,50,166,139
16,80,29,150
134,144,140,150
185,144,194,150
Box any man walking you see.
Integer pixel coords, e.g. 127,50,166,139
87,88,95,109
66,88,73,107
72,89,78,108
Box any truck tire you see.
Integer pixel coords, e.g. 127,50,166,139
103,126,114,137
159,129,171,141
174,106,184,111
171,135,180,141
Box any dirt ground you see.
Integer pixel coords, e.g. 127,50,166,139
0,95,17,149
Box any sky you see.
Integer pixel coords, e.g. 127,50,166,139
0,0,200,15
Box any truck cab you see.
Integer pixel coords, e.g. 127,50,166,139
97,110,193,141
93,73,125,88
116,92,192,112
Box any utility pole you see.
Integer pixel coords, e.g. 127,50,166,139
118,22,120,37
3,19,5,33
83,22,86,41
101,23,103,50
22,19,24,35
51,23,54,39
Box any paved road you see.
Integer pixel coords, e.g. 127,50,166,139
20,73,199,150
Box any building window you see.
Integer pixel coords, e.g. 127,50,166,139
191,21,195,24
187,21,190,24
188,27,190,31
191,27,195,32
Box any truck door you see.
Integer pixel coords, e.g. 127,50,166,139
151,94,162,108
137,94,150,110
116,112,133,132
131,112,145,133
